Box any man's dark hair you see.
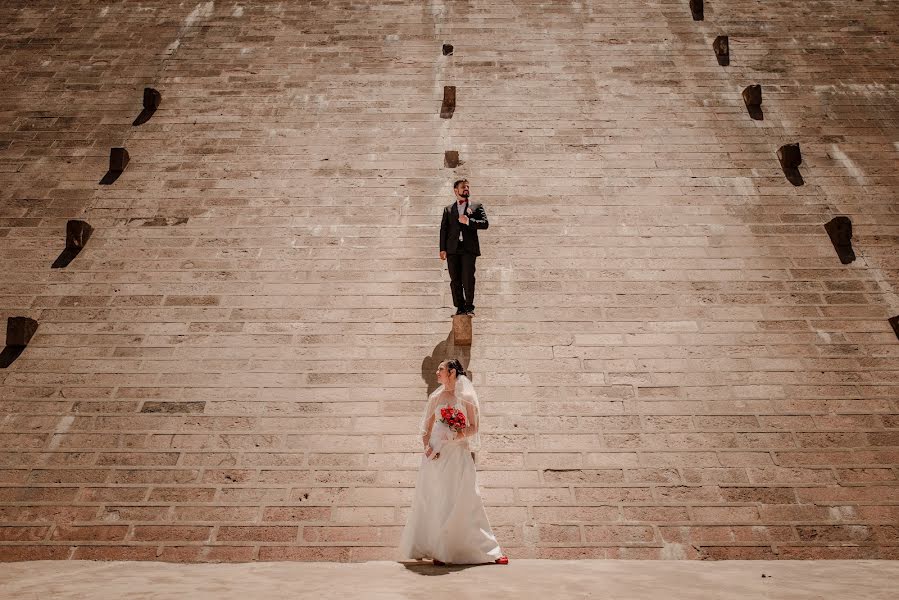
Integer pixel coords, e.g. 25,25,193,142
453,179,468,189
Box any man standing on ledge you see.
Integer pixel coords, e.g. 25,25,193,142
440,179,489,316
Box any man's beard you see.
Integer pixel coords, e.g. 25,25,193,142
461,191,470,198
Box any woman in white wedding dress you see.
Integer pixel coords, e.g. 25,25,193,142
399,358,509,566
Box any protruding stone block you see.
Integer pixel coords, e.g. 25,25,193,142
689,0,703,21
742,84,762,107
5,317,37,347
133,87,161,126
713,35,729,66
889,316,899,341
742,84,763,120
442,44,453,56
144,87,162,110
0,316,38,368
444,151,460,168
440,86,456,119
824,216,856,264
51,219,93,269
452,314,472,346
110,147,129,172
777,143,801,169
100,148,129,185
777,143,804,186
66,219,93,248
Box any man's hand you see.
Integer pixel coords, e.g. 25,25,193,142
439,251,446,261
458,215,469,225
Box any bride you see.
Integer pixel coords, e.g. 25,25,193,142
399,358,509,566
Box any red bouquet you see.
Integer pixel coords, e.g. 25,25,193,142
439,406,467,434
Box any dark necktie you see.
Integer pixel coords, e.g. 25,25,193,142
458,202,467,241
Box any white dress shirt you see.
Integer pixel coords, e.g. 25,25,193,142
457,200,468,241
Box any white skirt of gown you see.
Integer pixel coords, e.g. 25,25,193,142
399,439,503,564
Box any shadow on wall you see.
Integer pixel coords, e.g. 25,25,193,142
421,331,471,396
782,165,805,186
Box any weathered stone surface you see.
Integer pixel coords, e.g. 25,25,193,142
140,401,206,414
0,0,897,562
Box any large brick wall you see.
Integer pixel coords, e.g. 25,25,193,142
0,0,897,561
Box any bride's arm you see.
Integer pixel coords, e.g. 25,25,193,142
422,412,436,449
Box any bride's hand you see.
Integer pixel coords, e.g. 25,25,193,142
424,445,440,460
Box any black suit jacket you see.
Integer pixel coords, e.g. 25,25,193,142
440,201,488,256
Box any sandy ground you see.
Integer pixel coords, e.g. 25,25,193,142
0,560,897,599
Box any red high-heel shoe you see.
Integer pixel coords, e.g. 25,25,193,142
495,556,509,565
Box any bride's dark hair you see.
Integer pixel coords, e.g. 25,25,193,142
444,358,465,378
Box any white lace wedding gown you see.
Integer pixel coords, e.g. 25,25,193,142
399,387,503,564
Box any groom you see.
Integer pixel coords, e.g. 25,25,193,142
439,179,489,316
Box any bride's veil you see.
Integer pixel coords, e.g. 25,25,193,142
419,373,481,452
455,374,481,452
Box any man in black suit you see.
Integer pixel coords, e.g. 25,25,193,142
439,179,489,316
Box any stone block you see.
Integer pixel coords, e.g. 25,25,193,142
1,317,38,368
452,314,472,346
440,85,456,119
824,216,855,264
742,84,763,120
51,220,93,269
133,87,161,126
100,148,129,185
689,0,703,21
144,87,162,110
444,150,460,168
713,35,729,66
742,84,762,107
777,143,802,169
777,143,804,185
110,147,129,172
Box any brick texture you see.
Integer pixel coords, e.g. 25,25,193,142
0,0,897,561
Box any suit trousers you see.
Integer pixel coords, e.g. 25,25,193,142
446,253,477,310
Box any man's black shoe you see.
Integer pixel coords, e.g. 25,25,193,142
454,308,466,316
